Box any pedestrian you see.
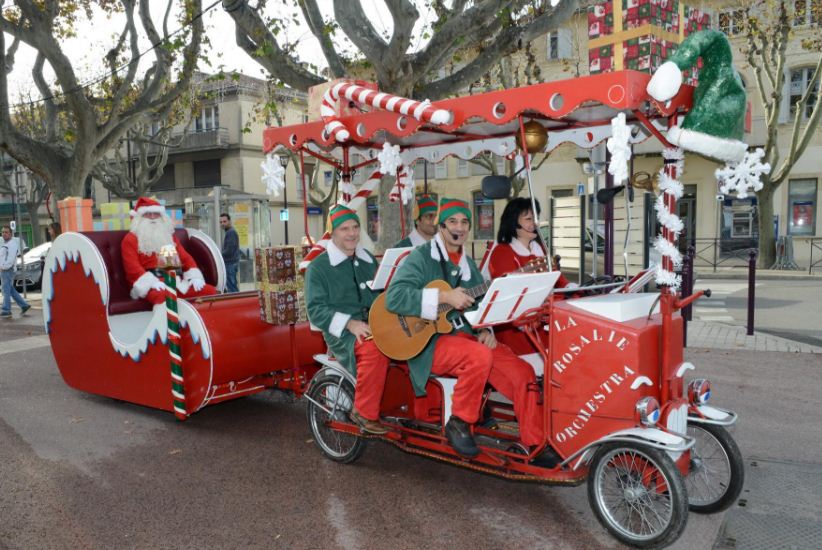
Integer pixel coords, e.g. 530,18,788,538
1,225,31,318
47,221,62,241
220,213,240,293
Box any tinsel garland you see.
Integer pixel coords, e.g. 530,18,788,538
654,148,685,290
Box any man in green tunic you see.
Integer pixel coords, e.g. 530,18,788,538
305,205,390,434
385,198,549,462
394,194,438,248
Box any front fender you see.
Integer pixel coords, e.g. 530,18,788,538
688,404,738,426
562,427,695,470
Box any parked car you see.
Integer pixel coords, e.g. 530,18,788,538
14,241,52,289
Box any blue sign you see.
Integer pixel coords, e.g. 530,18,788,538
279,209,289,221
306,206,322,215
576,183,586,196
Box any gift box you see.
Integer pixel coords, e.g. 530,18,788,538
254,246,307,325
258,289,308,325
58,197,94,232
587,0,712,84
307,79,378,122
99,201,132,231
167,208,184,229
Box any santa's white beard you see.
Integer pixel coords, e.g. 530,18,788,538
131,215,175,255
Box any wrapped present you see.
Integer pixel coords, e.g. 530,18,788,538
99,201,132,231
258,289,308,325
307,79,378,122
58,197,94,232
167,208,184,229
587,0,712,83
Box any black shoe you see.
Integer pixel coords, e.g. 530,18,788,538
444,416,480,458
530,447,561,468
21,304,31,315
479,403,498,429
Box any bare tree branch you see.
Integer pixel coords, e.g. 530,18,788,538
298,0,346,78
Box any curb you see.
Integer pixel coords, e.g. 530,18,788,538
694,271,821,281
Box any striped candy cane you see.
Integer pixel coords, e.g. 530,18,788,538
389,165,413,204
164,268,187,420
653,147,685,290
321,82,452,142
300,167,385,270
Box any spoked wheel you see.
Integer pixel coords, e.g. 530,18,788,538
685,423,744,513
588,442,688,548
305,374,365,464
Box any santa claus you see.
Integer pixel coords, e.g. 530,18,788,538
122,197,218,305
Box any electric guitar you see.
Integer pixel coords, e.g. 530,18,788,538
368,257,548,360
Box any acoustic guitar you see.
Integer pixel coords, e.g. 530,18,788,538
368,257,547,360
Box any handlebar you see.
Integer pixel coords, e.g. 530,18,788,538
675,288,710,310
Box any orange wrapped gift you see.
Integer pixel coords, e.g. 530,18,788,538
58,197,94,232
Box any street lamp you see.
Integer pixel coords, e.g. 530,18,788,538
277,153,290,245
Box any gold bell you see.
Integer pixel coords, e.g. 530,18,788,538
630,171,658,192
516,120,548,154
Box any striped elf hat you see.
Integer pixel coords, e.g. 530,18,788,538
438,197,471,224
328,204,360,231
412,194,438,220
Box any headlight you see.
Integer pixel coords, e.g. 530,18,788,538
25,263,39,271
635,396,660,426
688,379,711,405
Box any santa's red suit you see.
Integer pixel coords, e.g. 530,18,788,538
122,198,218,305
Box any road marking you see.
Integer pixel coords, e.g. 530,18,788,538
699,315,735,322
0,334,50,356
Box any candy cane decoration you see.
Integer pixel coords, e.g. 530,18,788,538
164,268,187,420
300,166,385,270
389,165,414,204
321,82,452,142
654,147,685,290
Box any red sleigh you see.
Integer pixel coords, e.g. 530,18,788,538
43,229,325,415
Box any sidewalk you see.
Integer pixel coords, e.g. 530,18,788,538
694,266,822,281
686,319,822,353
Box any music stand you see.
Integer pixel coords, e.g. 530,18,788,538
367,247,414,290
463,272,561,328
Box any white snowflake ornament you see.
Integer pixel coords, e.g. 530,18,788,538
261,153,286,196
378,143,402,175
607,113,633,183
715,148,770,199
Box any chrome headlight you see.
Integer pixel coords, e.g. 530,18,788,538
635,396,660,427
688,378,711,405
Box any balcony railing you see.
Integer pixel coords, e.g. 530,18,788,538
148,127,231,155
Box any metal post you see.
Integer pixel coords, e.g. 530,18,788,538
747,248,757,336
713,237,718,273
13,165,27,297
604,147,614,278
283,177,289,245
579,195,586,285
681,251,691,347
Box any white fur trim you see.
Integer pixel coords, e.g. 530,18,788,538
131,271,159,299
329,312,351,338
408,229,428,247
183,267,204,281
647,61,682,102
430,110,453,125
326,240,373,267
509,238,545,258
430,233,472,281
132,205,165,217
667,126,747,164
420,287,439,321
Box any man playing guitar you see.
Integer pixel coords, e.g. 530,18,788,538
385,198,553,464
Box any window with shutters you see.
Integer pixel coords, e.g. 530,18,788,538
718,9,746,35
789,67,819,120
193,159,221,187
195,105,219,132
793,0,821,26
434,159,448,179
150,163,175,191
457,159,469,178
546,29,573,60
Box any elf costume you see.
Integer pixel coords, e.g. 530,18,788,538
394,194,438,248
304,205,389,422
647,29,748,163
385,198,544,445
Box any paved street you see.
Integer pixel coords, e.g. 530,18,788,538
1,296,821,549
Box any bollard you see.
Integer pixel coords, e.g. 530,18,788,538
681,252,692,347
747,249,757,336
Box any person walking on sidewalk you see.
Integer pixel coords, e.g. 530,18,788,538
1,226,31,318
220,213,240,293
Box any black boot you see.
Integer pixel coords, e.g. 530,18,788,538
530,446,561,468
444,416,480,458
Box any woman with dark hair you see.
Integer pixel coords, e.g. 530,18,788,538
485,198,573,353
47,222,62,241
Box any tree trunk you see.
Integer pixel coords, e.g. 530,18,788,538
757,180,776,268
376,176,412,254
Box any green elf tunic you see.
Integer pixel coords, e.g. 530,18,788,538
393,228,428,249
385,232,484,396
305,240,379,375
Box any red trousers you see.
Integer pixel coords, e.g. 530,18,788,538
145,284,218,305
352,339,390,421
429,333,493,424
488,343,544,447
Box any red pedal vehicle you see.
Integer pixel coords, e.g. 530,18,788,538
44,70,743,549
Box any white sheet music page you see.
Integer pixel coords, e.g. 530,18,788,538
464,272,560,328
367,247,414,290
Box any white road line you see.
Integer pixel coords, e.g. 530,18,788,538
0,334,51,356
699,315,735,322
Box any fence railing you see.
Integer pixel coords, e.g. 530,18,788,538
809,237,822,275
689,238,756,272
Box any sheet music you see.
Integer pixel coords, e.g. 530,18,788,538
367,247,414,290
463,272,561,327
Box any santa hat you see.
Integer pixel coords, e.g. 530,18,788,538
131,196,165,217
647,30,747,164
